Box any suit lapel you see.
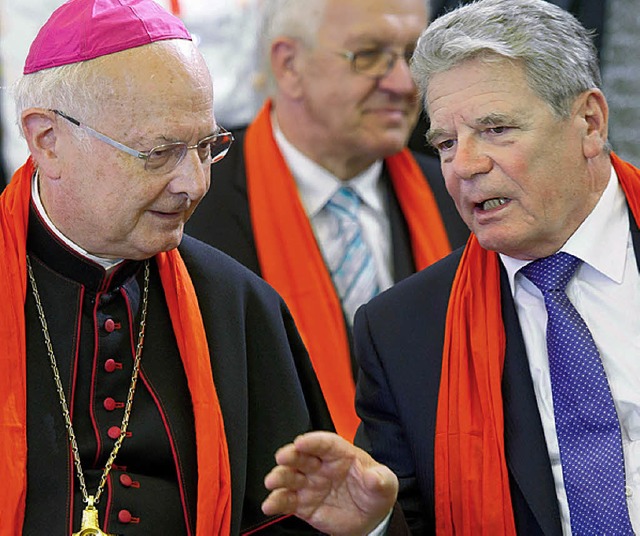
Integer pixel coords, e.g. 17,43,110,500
383,166,416,283
500,266,563,535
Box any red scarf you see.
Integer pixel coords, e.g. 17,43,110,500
435,152,640,533
0,159,231,534
245,101,452,439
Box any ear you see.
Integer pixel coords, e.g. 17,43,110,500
576,89,608,159
21,108,63,178
270,36,306,99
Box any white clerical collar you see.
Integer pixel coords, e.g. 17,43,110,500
501,163,628,291
32,169,124,271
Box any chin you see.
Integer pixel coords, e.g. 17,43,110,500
473,231,508,254
375,138,408,158
135,233,183,259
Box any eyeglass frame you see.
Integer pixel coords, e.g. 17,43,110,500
334,47,415,79
51,109,234,173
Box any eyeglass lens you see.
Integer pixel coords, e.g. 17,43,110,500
145,132,233,172
353,49,413,77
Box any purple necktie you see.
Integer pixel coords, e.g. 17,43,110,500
521,252,633,535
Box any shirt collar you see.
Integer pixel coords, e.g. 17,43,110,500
501,164,628,291
272,116,384,216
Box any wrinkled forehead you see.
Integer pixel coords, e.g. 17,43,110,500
83,41,215,134
424,56,528,113
90,41,211,104
424,58,544,138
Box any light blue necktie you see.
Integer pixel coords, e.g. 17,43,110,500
521,252,633,535
324,187,379,325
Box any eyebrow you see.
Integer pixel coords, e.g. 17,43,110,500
475,112,522,126
426,111,531,146
425,127,447,147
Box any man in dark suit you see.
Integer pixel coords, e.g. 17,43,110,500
186,0,469,441
260,0,640,534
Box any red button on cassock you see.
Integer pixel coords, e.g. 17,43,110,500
119,474,133,487
104,318,116,332
118,510,132,523
103,397,116,411
108,426,121,439
104,359,120,373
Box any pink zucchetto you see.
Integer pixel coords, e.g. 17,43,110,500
24,0,192,74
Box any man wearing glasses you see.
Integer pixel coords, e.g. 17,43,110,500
0,0,341,534
186,0,470,441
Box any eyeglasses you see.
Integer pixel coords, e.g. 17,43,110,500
335,48,414,79
52,110,234,173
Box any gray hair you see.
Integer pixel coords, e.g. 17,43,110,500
258,0,328,96
411,0,601,118
13,54,119,144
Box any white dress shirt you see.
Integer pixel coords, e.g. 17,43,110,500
272,121,395,292
501,166,640,534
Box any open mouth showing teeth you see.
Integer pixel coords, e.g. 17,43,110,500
480,197,508,210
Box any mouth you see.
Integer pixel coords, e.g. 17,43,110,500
366,107,408,118
149,208,188,221
151,200,191,216
477,197,509,211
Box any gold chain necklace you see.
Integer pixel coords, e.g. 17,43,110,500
26,255,150,536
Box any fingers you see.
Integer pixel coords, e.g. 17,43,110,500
291,431,354,460
261,462,302,517
261,435,340,519
264,463,308,492
272,441,323,473
262,445,324,518
262,487,299,516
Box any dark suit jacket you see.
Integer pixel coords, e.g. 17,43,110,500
352,212,640,535
353,249,561,535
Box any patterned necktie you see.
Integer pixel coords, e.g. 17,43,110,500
323,186,379,325
520,252,633,535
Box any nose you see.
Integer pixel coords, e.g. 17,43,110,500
450,135,492,180
167,149,209,201
376,54,416,95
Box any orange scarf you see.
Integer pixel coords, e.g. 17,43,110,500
435,152,640,534
245,101,451,439
0,159,231,535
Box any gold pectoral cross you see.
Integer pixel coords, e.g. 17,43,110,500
73,497,116,536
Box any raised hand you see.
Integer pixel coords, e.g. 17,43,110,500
262,431,398,536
